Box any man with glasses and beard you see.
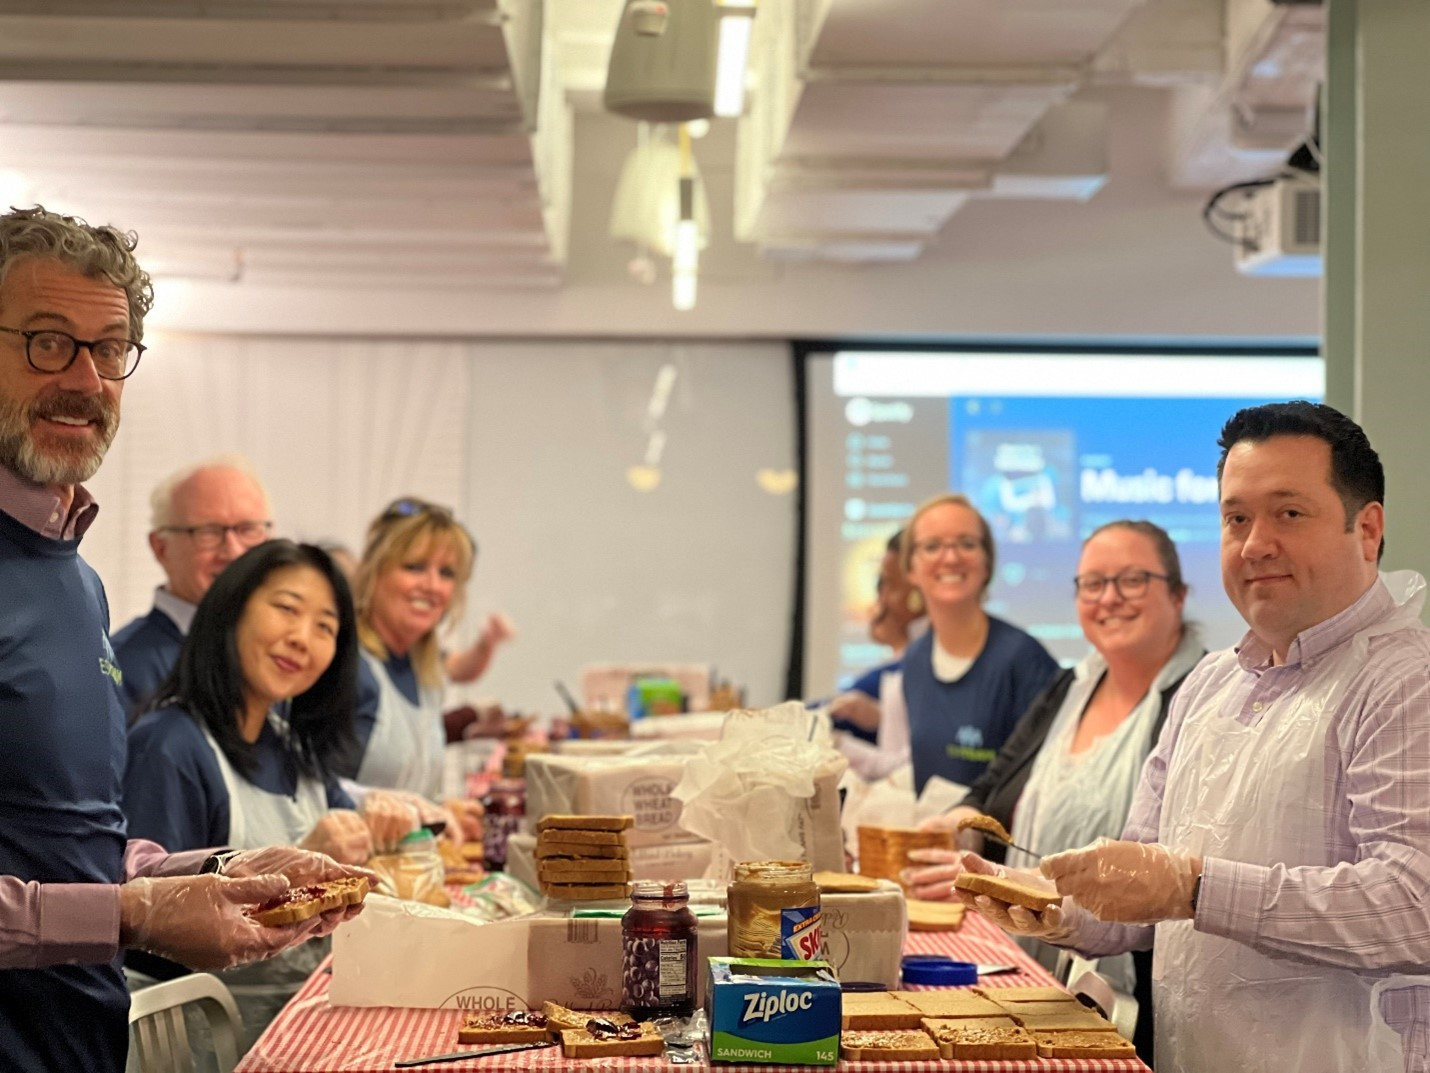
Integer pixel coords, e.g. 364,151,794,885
113,457,274,717
0,206,369,1073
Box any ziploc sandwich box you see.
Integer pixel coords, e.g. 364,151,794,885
706,957,840,1066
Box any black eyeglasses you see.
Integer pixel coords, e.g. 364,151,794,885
0,326,146,381
158,521,273,551
1074,569,1172,602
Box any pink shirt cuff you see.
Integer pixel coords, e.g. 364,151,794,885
35,883,122,968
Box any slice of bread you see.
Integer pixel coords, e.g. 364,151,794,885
537,860,633,880
249,876,369,927
1002,1000,1106,1021
540,882,631,901
938,1023,1037,1060
540,1003,632,1033
444,868,485,886
1033,1030,1137,1058
906,899,966,931
536,815,634,832
534,829,624,846
953,871,1062,912
560,1022,663,1058
1008,1007,1117,1033
534,841,629,860
813,870,881,893
893,991,1005,1018
840,992,924,1030
457,1011,551,1045
840,1030,940,1062
974,985,1076,1004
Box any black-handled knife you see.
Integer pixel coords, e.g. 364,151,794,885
394,1040,556,1067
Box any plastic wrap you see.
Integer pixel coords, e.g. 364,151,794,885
298,808,373,865
671,703,848,875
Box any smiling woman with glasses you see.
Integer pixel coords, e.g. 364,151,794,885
907,519,1204,1066
328,497,514,804
893,493,1061,797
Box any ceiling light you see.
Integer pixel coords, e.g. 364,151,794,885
714,5,756,118
609,125,709,259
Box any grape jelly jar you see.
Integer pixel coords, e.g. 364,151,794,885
481,779,524,870
621,881,698,1019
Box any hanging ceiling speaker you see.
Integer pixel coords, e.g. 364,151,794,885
603,0,719,123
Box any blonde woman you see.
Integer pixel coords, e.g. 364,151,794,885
899,493,1059,794
332,498,513,799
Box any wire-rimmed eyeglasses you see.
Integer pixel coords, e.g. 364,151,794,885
0,326,146,381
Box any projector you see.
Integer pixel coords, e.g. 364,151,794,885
604,0,719,123
1234,174,1322,278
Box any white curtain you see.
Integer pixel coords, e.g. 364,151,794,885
85,332,471,630
81,334,797,716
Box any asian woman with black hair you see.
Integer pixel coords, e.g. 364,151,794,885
122,540,389,1049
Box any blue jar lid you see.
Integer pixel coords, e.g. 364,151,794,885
900,955,978,986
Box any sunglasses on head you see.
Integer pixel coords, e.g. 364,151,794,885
379,498,454,523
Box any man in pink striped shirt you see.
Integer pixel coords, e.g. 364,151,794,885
965,402,1430,1073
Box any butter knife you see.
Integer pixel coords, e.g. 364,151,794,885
393,1041,556,1067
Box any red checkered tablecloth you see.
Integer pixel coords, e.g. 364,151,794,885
235,910,1147,1072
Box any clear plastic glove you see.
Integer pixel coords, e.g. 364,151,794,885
827,692,882,733
1040,838,1200,924
901,846,977,901
120,874,328,971
220,844,376,888
444,799,485,843
951,853,1086,945
298,810,374,865
919,805,986,851
360,790,422,851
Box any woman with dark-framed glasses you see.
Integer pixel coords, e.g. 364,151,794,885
907,519,1205,1065
330,498,513,802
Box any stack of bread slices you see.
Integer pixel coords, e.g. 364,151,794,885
534,815,633,901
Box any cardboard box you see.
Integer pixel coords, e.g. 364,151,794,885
707,958,841,1066
526,909,729,1009
524,746,705,848
331,896,534,1009
819,882,907,989
330,880,905,1012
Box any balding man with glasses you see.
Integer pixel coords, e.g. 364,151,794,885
112,457,274,717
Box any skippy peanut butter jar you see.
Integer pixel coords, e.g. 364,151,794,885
726,860,823,960
706,958,841,1066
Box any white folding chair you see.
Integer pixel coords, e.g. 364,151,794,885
1059,954,1139,1042
127,973,243,1073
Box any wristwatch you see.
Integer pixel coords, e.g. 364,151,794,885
200,849,241,875
1189,870,1204,916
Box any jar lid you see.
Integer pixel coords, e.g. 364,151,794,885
399,829,436,846
631,880,689,900
900,955,978,986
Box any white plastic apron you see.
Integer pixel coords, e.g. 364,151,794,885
201,719,331,1047
354,649,445,798
1153,574,1426,1073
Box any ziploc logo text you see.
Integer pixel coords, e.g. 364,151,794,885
741,990,813,1026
